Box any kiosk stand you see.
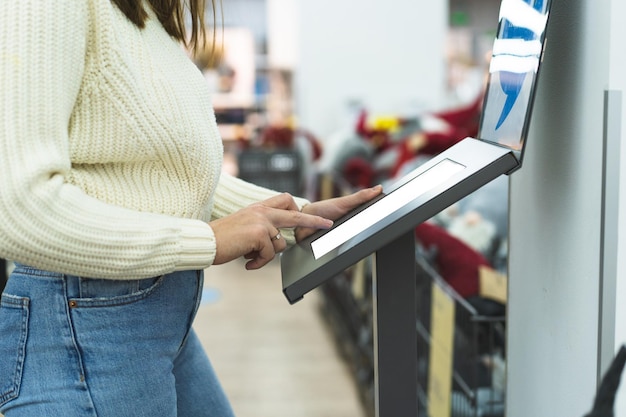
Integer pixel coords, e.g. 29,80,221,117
373,231,418,416
281,141,527,417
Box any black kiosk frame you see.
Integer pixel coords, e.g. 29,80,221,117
281,0,552,415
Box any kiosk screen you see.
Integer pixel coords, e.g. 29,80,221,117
311,158,465,259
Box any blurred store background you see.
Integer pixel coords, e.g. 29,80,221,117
1,0,509,416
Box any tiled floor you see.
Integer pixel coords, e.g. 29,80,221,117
194,258,367,417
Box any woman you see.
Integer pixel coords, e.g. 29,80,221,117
0,1,381,416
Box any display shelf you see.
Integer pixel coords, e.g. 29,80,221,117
317,251,506,417
237,147,304,196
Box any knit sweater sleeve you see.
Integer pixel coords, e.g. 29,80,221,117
212,173,310,244
0,2,215,279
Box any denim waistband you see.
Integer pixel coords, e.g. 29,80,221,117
8,264,198,308
12,263,64,279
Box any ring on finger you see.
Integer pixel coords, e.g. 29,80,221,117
272,233,282,241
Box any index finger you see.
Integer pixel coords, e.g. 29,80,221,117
268,208,333,230
334,185,384,212
261,193,301,212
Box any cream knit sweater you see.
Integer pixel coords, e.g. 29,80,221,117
0,1,305,279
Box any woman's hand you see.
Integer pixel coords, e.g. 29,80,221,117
209,193,333,270
296,185,383,242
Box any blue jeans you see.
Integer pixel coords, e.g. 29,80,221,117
0,265,235,417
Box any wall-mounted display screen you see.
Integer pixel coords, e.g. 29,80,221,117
479,0,550,151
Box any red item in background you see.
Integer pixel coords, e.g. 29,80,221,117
343,157,374,189
392,96,483,177
430,95,482,143
259,126,294,148
258,126,323,161
355,110,393,152
415,222,491,298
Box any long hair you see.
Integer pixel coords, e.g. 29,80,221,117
110,0,221,54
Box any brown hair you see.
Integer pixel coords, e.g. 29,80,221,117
110,0,221,54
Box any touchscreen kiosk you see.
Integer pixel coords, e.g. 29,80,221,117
281,0,552,304
281,139,517,304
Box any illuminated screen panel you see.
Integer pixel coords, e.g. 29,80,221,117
311,159,465,259
479,0,551,151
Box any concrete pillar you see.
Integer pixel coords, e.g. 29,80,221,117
506,0,626,415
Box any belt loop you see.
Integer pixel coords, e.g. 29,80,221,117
64,275,81,299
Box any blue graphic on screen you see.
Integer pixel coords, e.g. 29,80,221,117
496,0,545,129
479,0,550,151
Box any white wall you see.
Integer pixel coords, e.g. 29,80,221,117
266,0,298,69
293,0,447,141
608,0,626,413
507,1,617,416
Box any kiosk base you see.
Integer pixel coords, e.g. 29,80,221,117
373,231,418,417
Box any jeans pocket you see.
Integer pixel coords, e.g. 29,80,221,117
0,294,29,407
70,275,164,308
